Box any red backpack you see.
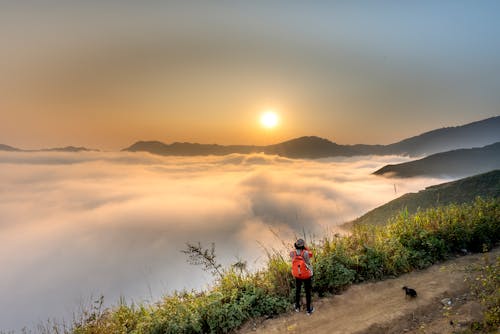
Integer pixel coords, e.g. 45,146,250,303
291,250,312,279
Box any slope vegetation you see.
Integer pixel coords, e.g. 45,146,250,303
352,170,500,227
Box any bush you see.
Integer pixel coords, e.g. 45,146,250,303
313,255,355,295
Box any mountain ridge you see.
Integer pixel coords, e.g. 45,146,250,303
0,145,98,153
123,116,500,158
349,170,500,227
373,142,500,178
2,116,499,158
0,144,20,152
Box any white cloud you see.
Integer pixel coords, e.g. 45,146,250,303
0,151,448,331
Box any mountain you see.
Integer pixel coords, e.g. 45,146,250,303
123,116,500,158
124,136,380,158
0,144,20,151
373,142,500,178
351,170,500,227
40,146,97,152
0,145,96,152
2,116,499,158
125,140,259,156
385,116,500,157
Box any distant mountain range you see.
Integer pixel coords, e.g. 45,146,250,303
2,116,499,158
0,145,96,153
39,146,96,152
350,170,500,227
0,144,20,152
373,142,500,178
123,116,500,158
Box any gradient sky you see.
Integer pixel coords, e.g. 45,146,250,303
1,1,499,149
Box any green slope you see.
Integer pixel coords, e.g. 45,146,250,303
352,170,500,226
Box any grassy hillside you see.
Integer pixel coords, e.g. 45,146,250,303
352,170,500,227
57,197,500,334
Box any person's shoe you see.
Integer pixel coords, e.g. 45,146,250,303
294,306,300,313
306,307,315,316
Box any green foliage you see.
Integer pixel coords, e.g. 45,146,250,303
69,197,499,334
263,252,294,298
467,254,500,332
353,170,500,226
313,238,356,295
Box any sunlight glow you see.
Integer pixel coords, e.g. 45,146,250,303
260,111,279,128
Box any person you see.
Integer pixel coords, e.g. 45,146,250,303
290,238,314,315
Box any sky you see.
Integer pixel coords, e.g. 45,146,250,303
1,1,499,150
0,151,448,330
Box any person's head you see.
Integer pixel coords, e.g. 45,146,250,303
294,238,305,250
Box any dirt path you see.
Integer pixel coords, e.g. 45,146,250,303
239,248,499,334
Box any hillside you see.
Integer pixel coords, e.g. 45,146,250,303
385,116,500,157
351,170,500,227
239,247,500,334
373,142,500,178
122,116,500,158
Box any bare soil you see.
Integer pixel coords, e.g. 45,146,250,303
239,248,499,334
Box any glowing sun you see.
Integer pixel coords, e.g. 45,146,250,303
260,111,279,128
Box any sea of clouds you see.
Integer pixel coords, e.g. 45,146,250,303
0,151,450,330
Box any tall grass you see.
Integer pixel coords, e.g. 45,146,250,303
465,252,500,332
58,197,500,333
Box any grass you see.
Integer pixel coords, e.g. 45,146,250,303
352,169,500,226
463,252,500,333
22,197,500,334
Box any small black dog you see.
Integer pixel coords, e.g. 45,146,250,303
402,286,417,298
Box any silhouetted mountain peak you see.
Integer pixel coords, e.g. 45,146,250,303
387,116,500,156
0,144,21,151
0,144,96,152
122,116,500,158
124,141,168,152
280,136,335,146
42,146,96,152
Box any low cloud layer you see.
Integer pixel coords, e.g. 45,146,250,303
0,151,448,330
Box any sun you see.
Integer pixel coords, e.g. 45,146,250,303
260,111,279,129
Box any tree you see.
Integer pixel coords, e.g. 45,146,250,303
181,242,223,279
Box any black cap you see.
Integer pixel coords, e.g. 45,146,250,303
294,238,305,248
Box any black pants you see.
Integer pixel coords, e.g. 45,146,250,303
295,277,312,311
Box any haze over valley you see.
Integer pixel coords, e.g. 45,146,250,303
0,150,449,330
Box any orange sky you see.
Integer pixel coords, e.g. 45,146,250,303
1,2,499,150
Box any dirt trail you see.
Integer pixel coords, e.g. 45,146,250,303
239,248,499,334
